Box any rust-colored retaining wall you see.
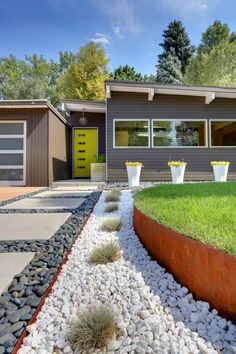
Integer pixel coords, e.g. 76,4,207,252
134,206,236,322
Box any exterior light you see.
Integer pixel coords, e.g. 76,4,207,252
79,109,87,126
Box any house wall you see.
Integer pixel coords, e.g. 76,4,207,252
67,112,106,156
48,110,70,185
0,108,48,186
107,92,236,181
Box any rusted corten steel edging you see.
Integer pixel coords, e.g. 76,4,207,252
133,206,236,323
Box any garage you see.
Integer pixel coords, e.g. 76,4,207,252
0,121,26,185
0,100,70,186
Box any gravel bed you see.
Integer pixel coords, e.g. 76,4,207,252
19,191,236,354
0,192,101,353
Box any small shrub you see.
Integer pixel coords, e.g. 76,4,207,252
101,217,122,232
69,305,118,351
89,241,121,265
105,189,121,202
105,203,119,213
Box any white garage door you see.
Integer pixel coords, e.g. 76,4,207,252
0,121,26,185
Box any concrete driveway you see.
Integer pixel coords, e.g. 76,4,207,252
0,187,43,202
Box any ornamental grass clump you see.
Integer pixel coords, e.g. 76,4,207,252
101,217,122,232
89,241,121,265
105,189,121,203
105,202,119,213
69,305,118,352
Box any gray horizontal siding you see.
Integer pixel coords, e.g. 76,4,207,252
107,92,236,181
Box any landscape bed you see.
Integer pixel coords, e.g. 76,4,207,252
134,182,236,256
134,182,236,321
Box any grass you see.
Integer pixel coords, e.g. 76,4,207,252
89,241,121,264
134,182,236,256
101,217,122,232
105,189,121,203
69,305,118,352
105,202,119,213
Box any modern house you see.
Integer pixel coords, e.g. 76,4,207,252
1,80,236,186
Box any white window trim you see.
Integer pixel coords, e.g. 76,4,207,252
151,119,208,148
113,119,150,149
0,121,26,186
209,119,236,148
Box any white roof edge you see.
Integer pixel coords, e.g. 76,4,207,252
62,101,106,113
108,84,236,101
0,99,70,126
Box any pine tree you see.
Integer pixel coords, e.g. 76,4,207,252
156,50,183,84
158,20,195,74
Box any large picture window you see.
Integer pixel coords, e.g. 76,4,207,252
210,120,236,147
152,120,207,147
114,120,150,147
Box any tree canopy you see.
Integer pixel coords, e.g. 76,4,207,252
158,20,195,74
59,42,109,101
156,49,183,84
185,20,236,87
111,64,142,81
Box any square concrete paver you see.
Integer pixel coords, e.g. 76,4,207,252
0,252,35,294
0,213,71,241
53,186,98,191
0,197,85,210
32,190,90,198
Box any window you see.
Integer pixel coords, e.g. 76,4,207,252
114,120,149,147
152,120,207,147
0,121,26,185
210,120,236,147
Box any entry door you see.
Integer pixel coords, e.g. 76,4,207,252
0,121,26,185
73,128,97,178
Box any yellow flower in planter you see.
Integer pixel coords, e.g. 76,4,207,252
168,161,187,167
211,161,231,165
125,161,144,167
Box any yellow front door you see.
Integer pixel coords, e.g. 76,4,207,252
73,128,97,177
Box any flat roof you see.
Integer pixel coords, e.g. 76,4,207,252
105,80,236,92
62,99,105,113
0,99,70,126
105,80,236,103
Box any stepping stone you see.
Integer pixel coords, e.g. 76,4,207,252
0,198,85,210
0,213,71,241
53,186,98,191
32,190,89,198
0,253,35,294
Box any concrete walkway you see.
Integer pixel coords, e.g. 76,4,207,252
0,213,71,241
0,185,96,295
0,252,35,293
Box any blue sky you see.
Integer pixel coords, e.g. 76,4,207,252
0,0,236,75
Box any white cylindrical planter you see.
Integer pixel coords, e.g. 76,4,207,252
212,164,229,182
127,165,141,187
170,165,186,184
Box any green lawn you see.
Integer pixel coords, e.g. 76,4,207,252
134,182,236,256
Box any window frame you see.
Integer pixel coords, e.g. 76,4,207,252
209,119,236,148
0,120,26,186
151,119,208,148
113,119,150,149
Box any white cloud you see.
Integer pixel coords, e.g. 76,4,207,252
113,26,124,39
91,0,142,38
90,32,110,46
158,0,215,18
